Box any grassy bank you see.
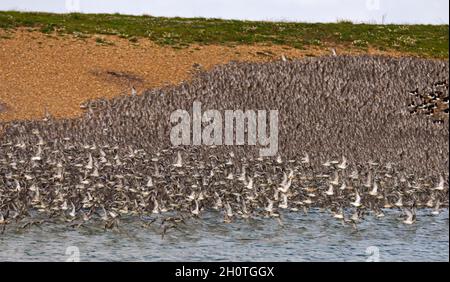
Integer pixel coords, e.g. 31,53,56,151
0,11,448,58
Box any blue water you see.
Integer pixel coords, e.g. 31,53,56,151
0,209,448,262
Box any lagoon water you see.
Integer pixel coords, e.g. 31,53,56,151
0,209,448,262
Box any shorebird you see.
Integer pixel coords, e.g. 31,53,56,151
85,153,93,170
276,155,283,164
369,181,378,196
337,156,347,170
330,172,339,186
173,152,183,168
61,200,68,211
109,211,118,219
351,191,362,207
395,195,403,207
265,199,274,214
146,177,154,188
69,202,76,218
238,166,247,182
213,195,223,210
403,208,416,225
333,208,344,219
43,107,51,122
31,146,43,161
431,200,441,216
152,199,160,214
187,190,197,202
279,194,289,209
301,153,310,164
330,48,337,57
225,202,233,218
363,172,372,188
434,175,445,191
325,184,334,196
191,200,200,216
278,173,292,193
246,177,254,190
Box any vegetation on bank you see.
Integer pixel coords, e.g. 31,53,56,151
0,11,448,58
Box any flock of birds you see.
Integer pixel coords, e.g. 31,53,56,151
407,80,449,123
0,140,447,234
0,56,448,236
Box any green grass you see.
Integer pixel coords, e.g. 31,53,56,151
0,11,448,58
